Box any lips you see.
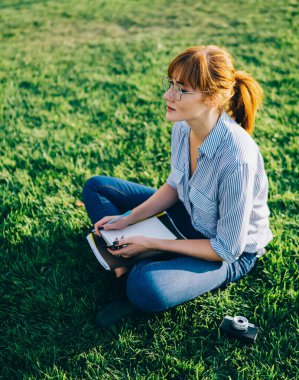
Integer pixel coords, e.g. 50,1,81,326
167,105,176,111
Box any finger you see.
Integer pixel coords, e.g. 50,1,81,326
112,244,131,255
107,247,128,256
116,238,131,246
94,217,114,234
95,215,117,228
94,222,104,235
94,225,105,236
107,247,119,255
103,224,116,231
104,221,125,231
93,227,101,237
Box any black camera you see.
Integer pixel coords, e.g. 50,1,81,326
219,315,259,344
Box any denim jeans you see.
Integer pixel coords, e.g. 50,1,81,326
83,175,258,312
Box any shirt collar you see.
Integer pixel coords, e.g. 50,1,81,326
196,112,228,159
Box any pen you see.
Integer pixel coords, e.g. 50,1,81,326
107,210,132,225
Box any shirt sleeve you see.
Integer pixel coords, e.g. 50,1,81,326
210,163,255,263
166,171,177,189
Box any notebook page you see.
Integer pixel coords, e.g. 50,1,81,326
101,216,177,245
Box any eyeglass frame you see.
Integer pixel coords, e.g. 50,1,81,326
162,75,210,101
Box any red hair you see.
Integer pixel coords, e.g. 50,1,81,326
167,45,263,134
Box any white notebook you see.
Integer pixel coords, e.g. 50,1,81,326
100,216,177,246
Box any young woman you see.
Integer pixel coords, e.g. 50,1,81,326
83,45,273,328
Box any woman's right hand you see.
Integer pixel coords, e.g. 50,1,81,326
94,215,133,236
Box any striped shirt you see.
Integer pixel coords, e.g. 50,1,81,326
166,111,273,263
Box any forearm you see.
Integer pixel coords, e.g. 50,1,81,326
151,238,224,262
128,183,179,223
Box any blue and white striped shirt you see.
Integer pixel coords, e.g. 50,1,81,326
166,111,273,263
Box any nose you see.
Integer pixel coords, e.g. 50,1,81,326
163,88,175,102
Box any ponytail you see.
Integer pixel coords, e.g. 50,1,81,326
230,70,264,135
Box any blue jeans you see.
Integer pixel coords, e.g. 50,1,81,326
83,175,258,312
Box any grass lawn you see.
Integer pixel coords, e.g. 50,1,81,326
0,0,298,379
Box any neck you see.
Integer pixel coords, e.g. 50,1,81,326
187,108,221,146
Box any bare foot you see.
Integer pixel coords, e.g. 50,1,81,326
114,267,130,278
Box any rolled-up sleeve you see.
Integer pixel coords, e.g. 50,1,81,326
210,163,255,263
166,171,177,189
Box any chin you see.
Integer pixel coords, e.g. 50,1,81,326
165,112,181,122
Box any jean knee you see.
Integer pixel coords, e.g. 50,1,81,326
82,176,101,201
126,267,169,313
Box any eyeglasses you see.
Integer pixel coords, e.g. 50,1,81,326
162,76,210,101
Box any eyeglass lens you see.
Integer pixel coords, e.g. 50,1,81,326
162,77,181,100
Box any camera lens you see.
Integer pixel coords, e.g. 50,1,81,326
232,316,249,332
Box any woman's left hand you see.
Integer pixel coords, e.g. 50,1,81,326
107,236,154,258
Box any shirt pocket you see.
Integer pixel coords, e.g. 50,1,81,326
171,166,185,201
189,186,218,231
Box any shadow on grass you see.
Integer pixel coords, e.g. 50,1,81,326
1,222,169,378
0,0,50,10
1,223,112,376
1,220,267,378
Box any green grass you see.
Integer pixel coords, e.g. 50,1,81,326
0,0,298,379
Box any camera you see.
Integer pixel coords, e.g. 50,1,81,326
219,315,259,344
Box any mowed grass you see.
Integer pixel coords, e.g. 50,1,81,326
0,0,298,379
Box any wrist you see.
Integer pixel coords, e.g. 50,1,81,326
125,209,138,225
148,237,160,251
127,208,144,225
